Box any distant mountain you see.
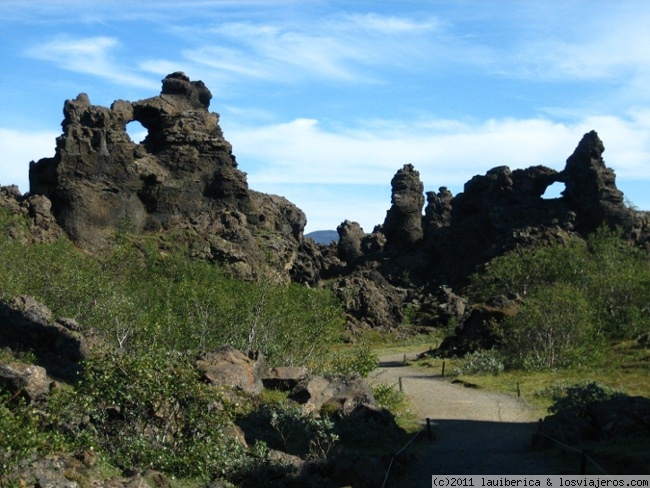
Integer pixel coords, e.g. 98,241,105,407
305,230,338,244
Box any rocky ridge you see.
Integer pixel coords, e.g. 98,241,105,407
3,72,650,332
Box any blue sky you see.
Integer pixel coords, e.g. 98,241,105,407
1,1,650,232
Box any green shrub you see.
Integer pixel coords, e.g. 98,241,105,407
502,283,603,370
373,383,407,411
261,403,339,459
547,380,626,417
467,227,650,370
323,345,379,378
469,227,650,342
56,351,246,481
0,392,65,477
457,349,505,375
0,232,345,367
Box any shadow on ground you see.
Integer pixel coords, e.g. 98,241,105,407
385,418,574,487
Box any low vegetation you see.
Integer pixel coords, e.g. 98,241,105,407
2,204,649,481
1,211,400,486
468,226,650,370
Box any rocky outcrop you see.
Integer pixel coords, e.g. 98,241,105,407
288,374,376,416
0,363,50,402
383,164,425,249
195,346,265,394
323,130,649,331
6,73,650,332
0,185,64,243
540,393,650,451
28,72,305,279
0,296,98,382
336,220,366,263
561,130,635,233
331,272,406,330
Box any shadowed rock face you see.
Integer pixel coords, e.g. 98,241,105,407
560,130,633,232
383,163,425,249
28,72,305,278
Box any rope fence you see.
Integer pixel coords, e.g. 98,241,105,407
536,419,608,475
381,426,427,488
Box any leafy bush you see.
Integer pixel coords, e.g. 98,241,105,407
54,350,247,481
457,349,505,375
322,345,379,378
468,227,650,369
502,283,603,370
0,392,66,477
0,233,345,368
547,380,626,417
261,403,339,459
470,227,650,341
373,383,407,411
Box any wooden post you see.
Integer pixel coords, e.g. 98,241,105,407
426,418,433,441
516,382,521,397
441,361,446,377
398,377,403,392
403,353,407,365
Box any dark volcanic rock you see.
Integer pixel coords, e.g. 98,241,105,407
29,72,305,278
383,163,425,248
337,219,366,263
331,272,406,330
560,130,636,233
0,296,101,382
424,186,453,237
288,374,376,416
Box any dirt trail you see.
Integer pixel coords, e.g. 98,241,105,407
369,353,564,484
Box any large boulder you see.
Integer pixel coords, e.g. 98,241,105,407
0,296,96,382
0,363,51,402
195,347,265,394
262,366,309,391
337,220,366,263
331,272,406,330
288,374,376,416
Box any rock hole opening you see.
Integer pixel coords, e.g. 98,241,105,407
542,181,566,199
126,120,148,144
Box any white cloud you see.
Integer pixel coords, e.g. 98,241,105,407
228,113,650,186
24,36,158,89
224,113,650,231
0,129,58,193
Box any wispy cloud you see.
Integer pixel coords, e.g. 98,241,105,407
227,113,650,188
24,36,157,89
176,12,446,85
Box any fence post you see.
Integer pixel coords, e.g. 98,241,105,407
441,361,446,377
398,377,403,392
403,353,407,365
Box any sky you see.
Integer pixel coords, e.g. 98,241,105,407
1,1,650,233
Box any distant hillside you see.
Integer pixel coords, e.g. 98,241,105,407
306,230,338,244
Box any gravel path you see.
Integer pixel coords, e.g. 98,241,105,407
369,353,565,484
